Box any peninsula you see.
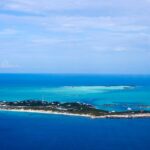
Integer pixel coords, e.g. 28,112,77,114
0,100,150,119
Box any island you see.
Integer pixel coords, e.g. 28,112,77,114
0,100,150,119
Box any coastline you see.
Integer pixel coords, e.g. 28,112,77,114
0,108,96,118
1,108,150,119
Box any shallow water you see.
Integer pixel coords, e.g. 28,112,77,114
0,74,150,111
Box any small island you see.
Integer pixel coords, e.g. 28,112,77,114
0,100,150,119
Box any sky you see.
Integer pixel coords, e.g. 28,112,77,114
0,0,150,74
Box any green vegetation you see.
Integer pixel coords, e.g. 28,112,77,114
0,100,150,118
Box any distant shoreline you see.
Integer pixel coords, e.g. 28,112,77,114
1,100,150,119
1,108,150,119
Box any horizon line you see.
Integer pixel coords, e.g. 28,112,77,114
0,73,150,76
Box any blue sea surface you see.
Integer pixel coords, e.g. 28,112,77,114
0,111,150,150
0,74,150,150
0,74,150,111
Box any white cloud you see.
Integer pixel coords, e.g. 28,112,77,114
0,60,19,69
0,28,18,35
114,47,127,52
0,0,150,56
1,0,150,16
31,37,65,45
3,14,144,33
40,16,117,33
1,0,110,13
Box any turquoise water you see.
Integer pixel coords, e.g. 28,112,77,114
0,74,150,111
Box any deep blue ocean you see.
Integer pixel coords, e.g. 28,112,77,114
0,74,150,150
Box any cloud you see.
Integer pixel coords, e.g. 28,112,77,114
46,16,150,33
31,37,65,45
114,47,127,52
1,14,148,33
1,0,150,35
0,60,19,69
1,0,150,16
40,16,117,33
0,28,18,35
1,0,110,13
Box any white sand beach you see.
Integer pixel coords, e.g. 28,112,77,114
1,108,150,119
